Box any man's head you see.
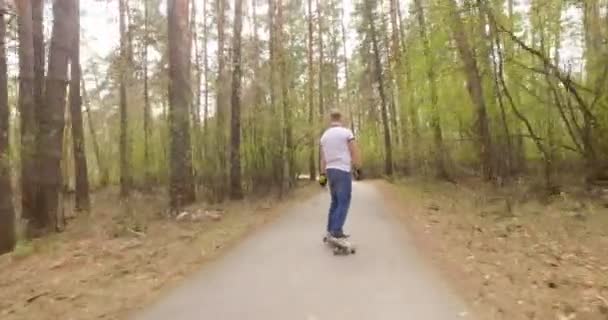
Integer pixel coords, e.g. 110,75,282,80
329,109,342,124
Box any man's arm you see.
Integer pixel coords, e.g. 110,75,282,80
348,139,361,169
319,145,326,175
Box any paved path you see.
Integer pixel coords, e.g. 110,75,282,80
133,182,472,320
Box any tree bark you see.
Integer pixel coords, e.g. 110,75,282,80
69,0,90,212
365,0,392,176
119,0,130,197
229,0,244,199
0,2,15,254
38,0,76,231
16,0,42,231
168,0,196,210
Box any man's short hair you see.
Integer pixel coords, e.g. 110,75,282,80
329,109,342,122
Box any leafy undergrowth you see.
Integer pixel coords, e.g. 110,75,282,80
378,178,608,320
0,183,318,320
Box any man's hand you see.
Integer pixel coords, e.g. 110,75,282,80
353,168,363,181
319,173,328,187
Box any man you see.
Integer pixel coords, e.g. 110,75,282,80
319,109,361,239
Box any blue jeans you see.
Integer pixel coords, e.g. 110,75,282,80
326,168,352,236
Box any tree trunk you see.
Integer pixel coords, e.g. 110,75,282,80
203,0,209,132
69,0,90,212
16,0,42,231
119,0,130,197
81,76,106,186
191,0,203,181
38,0,76,231
379,3,399,149
390,0,407,172
32,0,44,149
143,0,152,185
582,0,600,167
268,0,283,190
365,0,393,176
0,3,15,254
168,0,196,210
447,0,493,180
317,0,324,117
229,0,244,200
214,0,227,200
413,0,449,179
278,0,293,190
307,0,316,181
191,1,201,129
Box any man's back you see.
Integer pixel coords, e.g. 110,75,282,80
320,126,354,173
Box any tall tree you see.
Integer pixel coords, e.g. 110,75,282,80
268,0,283,188
32,0,44,145
38,0,76,231
413,0,449,179
81,76,106,186
307,0,316,180
229,0,244,199
317,0,324,117
191,0,201,130
364,0,393,175
215,0,228,199
278,0,293,190
168,0,196,209
143,0,152,185
0,0,15,254
119,0,130,197
447,0,493,180
69,0,90,212
389,0,407,167
16,0,41,231
202,0,209,131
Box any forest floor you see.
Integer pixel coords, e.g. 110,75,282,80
379,178,608,320
0,182,319,320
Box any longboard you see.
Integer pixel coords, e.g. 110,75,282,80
323,235,356,255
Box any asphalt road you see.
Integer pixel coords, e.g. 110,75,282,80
133,182,472,320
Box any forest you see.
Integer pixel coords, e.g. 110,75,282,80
0,0,607,268
1,0,608,318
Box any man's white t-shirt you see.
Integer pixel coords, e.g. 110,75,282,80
320,124,355,173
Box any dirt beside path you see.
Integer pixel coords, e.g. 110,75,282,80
378,179,608,320
0,184,319,320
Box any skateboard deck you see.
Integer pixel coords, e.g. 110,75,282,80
323,235,356,255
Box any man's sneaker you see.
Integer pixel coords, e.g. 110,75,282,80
331,232,350,239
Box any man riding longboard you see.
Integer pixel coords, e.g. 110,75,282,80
319,109,361,252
